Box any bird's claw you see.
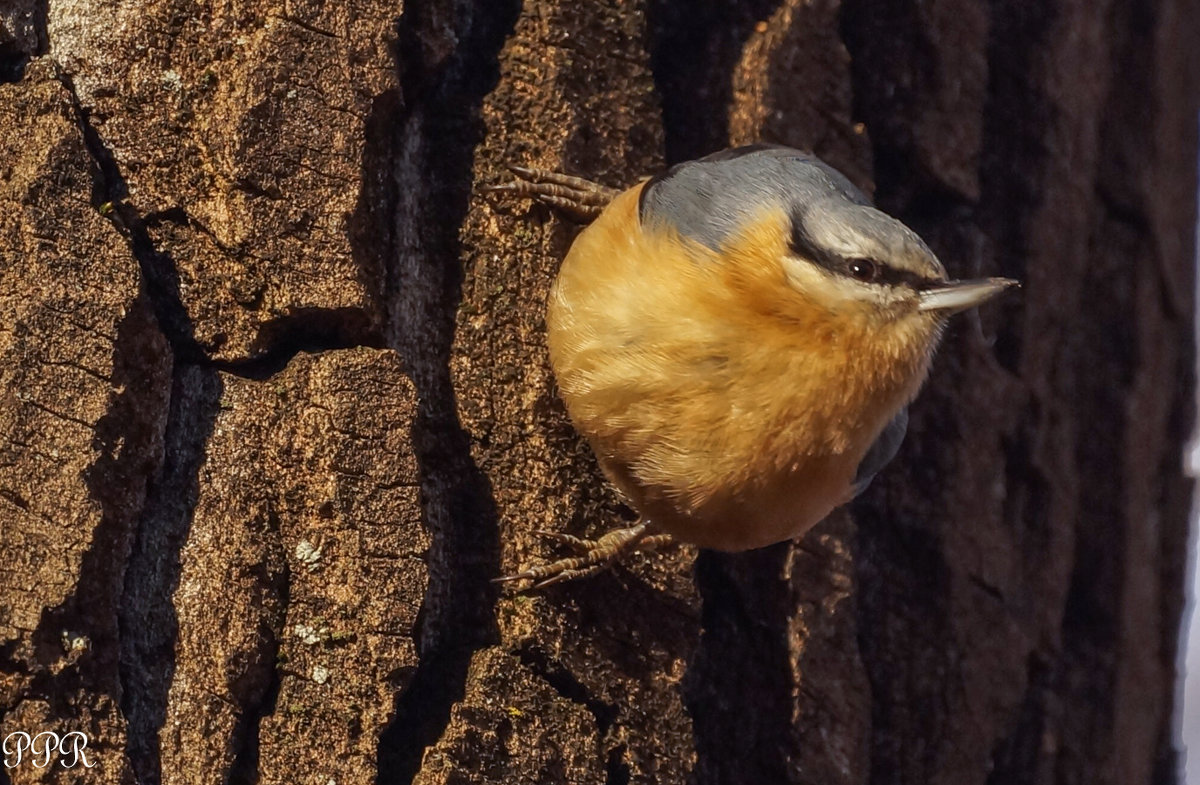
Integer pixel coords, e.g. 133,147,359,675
532,529,594,553
484,164,619,222
494,521,662,590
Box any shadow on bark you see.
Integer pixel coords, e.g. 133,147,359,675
359,1,521,782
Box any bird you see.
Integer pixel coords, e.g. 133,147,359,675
487,144,1017,588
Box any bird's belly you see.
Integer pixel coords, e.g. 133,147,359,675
634,454,858,552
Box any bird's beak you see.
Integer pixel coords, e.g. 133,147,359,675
918,277,1019,314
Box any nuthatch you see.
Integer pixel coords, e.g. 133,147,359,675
490,144,1017,588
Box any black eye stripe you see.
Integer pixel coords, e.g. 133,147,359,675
875,265,934,289
788,209,941,289
788,231,935,289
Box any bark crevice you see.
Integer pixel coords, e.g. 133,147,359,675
371,1,520,781
117,369,220,784
514,641,625,782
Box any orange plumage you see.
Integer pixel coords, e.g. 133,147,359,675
548,184,941,550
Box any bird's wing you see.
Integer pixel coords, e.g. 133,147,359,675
850,408,908,498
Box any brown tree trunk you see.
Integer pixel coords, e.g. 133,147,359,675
0,0,1195,783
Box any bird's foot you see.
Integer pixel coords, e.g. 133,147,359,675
494,521,673,589
483,165,619,222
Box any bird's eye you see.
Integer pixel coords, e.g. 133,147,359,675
848,258,880,282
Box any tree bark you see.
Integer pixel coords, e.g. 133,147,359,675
0,0,1195,784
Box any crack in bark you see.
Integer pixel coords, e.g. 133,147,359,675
55,65,210,367
0,488,31,512
216,308,386,380
514,643,628,785
56,66,384,381
227,561,289,785
368,0,520,781
117,367,220,785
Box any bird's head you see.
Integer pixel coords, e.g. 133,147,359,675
638,144,1017,339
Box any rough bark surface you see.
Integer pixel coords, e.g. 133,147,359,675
0,1,1195,784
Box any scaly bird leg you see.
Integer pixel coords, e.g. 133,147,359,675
494,520,674,590
483,164,620,222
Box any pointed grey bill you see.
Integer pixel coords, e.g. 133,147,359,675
918,277,1019,314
